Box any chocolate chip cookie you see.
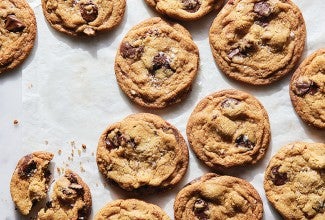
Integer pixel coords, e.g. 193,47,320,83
37,169,92,220
174,173,263,220
264,142,325,219
186,89,270,170
94,199,171,220
41,0,126,36
289,49,325,129
0,0,37,74
10,151,53,215
96,113,189,192
144,0,224,21
115,17,199,109
209,0,306,85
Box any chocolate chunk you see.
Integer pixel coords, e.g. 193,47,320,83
152,52,172,72
105,131,137,150
270,165,288,186
255,20,268,27
294,80,319,96
66,173,78,184
254,1,272,17
221,98,240,108
193,198,209,220
313,201,325,213
182,0,201,13
18,155,37,178
120,42,144,60
228,48,241,59
78,207,89,220
5,15,26,32
235,135,255,150
80,2,98,22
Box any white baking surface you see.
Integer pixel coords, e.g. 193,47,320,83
0,0,324,219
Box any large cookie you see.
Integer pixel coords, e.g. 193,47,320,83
94,199,170,220
264,142,325,219
174,173,263,220
209,0,306,85
186,89,270,170
289,48,325,129
96,113,189,192
10,151,53,215
41,0,126,36
115,17,199,109
144,0,224,21
0,0,37,74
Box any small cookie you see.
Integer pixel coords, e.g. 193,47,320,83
96,113,189,191
10,151,53,215
0,0,37,74
144,0,224,21
115,17,199,109
289,49,325,129
209,0,306,85
94,199,170,220
186,89,270,170
41,0,126,36
37,170,92,220
264,142,325,219
174,173,263,220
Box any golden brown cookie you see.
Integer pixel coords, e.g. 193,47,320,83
114,17,199,109
289,48,325,129
186,89,270,170
94,199,170,220
264,142,325,219
10,151,54,215
41,0,126,36
96,113,189,192
174,173,263,220
209,0,306,85
0,0,37,74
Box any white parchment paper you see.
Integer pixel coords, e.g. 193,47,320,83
2,0,325,219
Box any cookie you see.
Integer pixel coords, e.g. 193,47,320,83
96,113,189,192
264,142,325,219
0,0,37,74
10,151,53,215
144,0,224,21
94,199,170,220
37,169,92,220
41,0,126,36
289,49,325,129
186,89,270,170
114,17,199,109
174,173,263,220
209,0,306,85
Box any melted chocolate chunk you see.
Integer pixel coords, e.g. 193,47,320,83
182,0,201,13
120,42,144,60
80,2,98,22
235,135,255,150
152,52,172,72
193,198,209,220
228,48,241,59
270,165,288,186
66,173,78,184
105,131,137,150
5,15,26,32
255,20,268,27
18,155,37,178
294,80,319,96
78,207,89,220
221,98,240,108
254,1,272,17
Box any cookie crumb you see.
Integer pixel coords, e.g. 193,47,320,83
70,141,75,148
91,152,94,156
58,149,62,155
80,166,85,172
13,119,19,125
45,140,49,145
82,144,87,150
78,149,81,156
57,167,61,175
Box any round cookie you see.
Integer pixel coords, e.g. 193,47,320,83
41,0,126,36
114,17,199,109
289,49,325,129
96,113,189,192
186,89,270,170
10,151,54,215
37,169,92,220
209,0,306,85
174,173,263,220
264,142,325,219
144,0,224,21
94,199,170,220
0,0,37,74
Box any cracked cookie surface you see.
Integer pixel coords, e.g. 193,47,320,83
174,173,263,220
209,0,306,85
10,151,53,215
94,199,170,220
289,48,325,129
114,17,199,109
96,113,189,192
144,0,224,21
37,170,92,220
0,0,36,74
41,0,126,36
186,89,270,170
264,142,325,219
